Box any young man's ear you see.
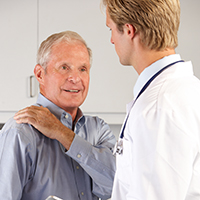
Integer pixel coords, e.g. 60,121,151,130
124,24,136,40
34,64,45,85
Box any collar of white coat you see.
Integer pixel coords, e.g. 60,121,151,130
126,54,182,112
133,54,182,99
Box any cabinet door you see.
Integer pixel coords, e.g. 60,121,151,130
39,0,137,123
0,0,38,122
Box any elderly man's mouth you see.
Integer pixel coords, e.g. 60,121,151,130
65,90,79,93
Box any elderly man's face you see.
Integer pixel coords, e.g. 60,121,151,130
37,41,90,115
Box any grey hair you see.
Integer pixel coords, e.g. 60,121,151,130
37,31,92,69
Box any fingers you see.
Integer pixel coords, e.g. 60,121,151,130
14,115,36,125
13,105,75,149
14,105,58,138
14,105,45,125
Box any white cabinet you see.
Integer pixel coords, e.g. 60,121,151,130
0,0,38,122
0,0,136,124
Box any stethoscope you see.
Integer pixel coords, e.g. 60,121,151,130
113,60,184,155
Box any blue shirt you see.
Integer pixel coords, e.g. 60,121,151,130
0,94,116,200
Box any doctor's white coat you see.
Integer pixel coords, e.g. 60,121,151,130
112,59,200,200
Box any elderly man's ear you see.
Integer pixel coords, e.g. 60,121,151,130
34,64,45,85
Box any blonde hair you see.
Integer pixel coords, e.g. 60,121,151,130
102,0,180,50
37,31,92,69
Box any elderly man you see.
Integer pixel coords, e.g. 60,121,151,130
0,31,116,200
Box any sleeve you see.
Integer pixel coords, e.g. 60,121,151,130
0,121,34,200
126,107,199,200
66,117,116,199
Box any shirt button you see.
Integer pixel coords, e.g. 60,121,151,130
76,166,80,170
65,115,69,119
77,154,81,158
81,192,84,196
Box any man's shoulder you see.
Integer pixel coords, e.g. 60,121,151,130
84,115,107,126
0,117,40,144
83,115,112,136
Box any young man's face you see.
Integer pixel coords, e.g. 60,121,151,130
106,10,136,65
106,9,132,66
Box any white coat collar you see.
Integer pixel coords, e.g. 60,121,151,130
133,54,182,99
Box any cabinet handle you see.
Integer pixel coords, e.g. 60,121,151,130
30,75,35,98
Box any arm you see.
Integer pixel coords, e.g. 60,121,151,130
0,119,33,199
66,118,116,199
14,106,116,199
14,106,75,150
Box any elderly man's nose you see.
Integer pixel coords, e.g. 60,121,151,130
67,73,81,83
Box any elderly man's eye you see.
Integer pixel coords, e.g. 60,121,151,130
62,66,67,70
80,66,88,72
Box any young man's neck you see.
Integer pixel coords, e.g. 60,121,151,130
133,47,176,75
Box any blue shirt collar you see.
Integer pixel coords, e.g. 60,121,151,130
134,54,182,98
36,93,84,124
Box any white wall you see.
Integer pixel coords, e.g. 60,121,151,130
0,0,200,127
176,0,200,78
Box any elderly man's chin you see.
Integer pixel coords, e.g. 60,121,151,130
60,94,86,109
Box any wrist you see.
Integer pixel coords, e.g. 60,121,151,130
57,126,75,150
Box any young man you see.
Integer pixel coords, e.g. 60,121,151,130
102,0,200,199
0,31,116,200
